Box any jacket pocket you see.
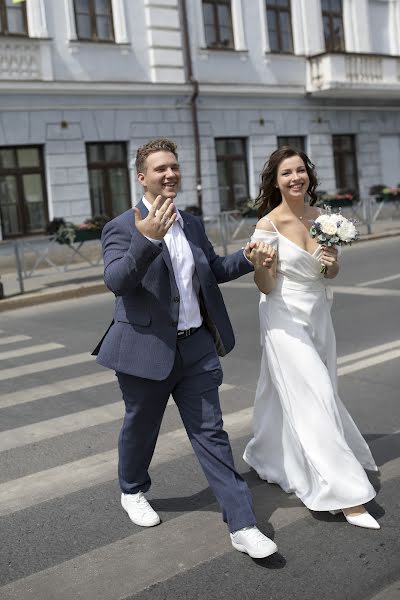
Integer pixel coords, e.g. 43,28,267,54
116,313,151,326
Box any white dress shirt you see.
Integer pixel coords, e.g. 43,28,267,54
142,197,202,331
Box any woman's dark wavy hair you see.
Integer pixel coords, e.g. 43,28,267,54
255,146,319,218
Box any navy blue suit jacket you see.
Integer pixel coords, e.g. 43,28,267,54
94,201,254,380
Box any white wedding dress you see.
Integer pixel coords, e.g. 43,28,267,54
243,219,377,511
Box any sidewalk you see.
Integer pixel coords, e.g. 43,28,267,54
1,218,399,312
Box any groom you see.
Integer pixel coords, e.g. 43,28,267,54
93,138,277,559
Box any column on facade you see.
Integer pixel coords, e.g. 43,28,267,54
144,0,185,83
290,0,325,56
26,0,49,38
342,0,372,53
388,0,400,55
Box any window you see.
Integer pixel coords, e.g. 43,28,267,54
0,0,28,36
277,136,305,152
215,138,249,211
0,146,48,238
86,142,130,218
332,135,359,194
266,0,293,53
74,0,114,42
202,0,234,49
321,0,345,52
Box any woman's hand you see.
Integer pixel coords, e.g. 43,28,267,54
321,245,339,278
245,241,276,270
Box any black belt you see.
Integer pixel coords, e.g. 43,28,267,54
177,326,201,339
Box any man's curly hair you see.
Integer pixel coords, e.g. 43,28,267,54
135,138,178,173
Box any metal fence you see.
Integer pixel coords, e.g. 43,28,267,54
0,195,399,296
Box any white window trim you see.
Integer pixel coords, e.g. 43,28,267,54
258,0,270,53
196,0,247,51
64,0,129,44
27,0,49,38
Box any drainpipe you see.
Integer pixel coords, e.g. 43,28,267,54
179,0,203,212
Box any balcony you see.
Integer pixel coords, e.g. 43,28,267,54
307,52,400,98
0,38,53,82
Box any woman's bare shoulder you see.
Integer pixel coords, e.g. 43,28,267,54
255,217,276,232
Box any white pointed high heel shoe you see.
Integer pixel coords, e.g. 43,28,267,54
329,509,380,529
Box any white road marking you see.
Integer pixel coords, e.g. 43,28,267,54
0,371,117,409
0,343,64,360
358,273,400,287
0,352,94,382
0,439,397,600
0,402,123,452
0,406,253,517
331,285,400,297
338,348,400,376
337,339,400,365
0,335,31,346
221,281,400,296
0,384,234,451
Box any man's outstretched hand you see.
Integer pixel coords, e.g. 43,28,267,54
133,196,177,240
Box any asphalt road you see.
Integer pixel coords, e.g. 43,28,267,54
0,236,399,600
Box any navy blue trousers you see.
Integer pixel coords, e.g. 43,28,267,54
116,325,256,532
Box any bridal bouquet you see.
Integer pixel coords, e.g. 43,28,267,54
309,207,359,273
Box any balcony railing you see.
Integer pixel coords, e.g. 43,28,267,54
0,38,53,81
307,52,400,96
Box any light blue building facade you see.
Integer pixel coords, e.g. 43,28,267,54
0,0,399,239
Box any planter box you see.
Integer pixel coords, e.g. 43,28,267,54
55,228,102,245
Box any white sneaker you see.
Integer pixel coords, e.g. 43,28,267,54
121,492,161,527
230,526,278,559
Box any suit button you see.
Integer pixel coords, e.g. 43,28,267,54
173,296,180,303
171,320,178,326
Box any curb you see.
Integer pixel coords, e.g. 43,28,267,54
0,282,108,312
0,228,399,313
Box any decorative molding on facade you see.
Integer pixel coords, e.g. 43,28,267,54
144,0,185,84
27,0,49,38
0,80,191,94
0,39,53,81
307,52,400,96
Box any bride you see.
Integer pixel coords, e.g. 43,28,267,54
243,146,380,529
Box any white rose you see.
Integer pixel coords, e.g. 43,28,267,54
319,218,338,236
316,214,331,227
337,220,356,242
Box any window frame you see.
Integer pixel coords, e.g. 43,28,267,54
332,134,359,195
73,0,115,43
277,136,306,152
0,0,28,37
202,0,234,50
321,0,345,53
86,141,131,219
215,137,249,211
0,145,49,239
265,0,294,54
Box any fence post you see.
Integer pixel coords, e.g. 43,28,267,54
362,195,373,235
13,241,25,294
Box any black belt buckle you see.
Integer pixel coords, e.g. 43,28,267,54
177,327,198,339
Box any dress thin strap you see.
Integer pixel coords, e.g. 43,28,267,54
262,217,279,233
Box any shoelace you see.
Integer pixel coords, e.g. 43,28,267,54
129,492,154,514
234,527,266,544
